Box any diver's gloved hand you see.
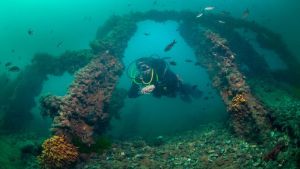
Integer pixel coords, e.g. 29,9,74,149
140,85,155,94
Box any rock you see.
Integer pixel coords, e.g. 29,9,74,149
208,150,215,154
20,140,40,157
225,140,231,144
134,154,144,159
216,158,225,166
152,136,165,146
253,162,260,167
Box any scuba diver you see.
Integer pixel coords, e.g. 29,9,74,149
127,56,202,102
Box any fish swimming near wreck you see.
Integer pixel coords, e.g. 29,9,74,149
196,13,203,18
221,11,231,16
218,20,226,24
242,8,250,19
164,40,176,52
195,62,201,66
161,56,172,60
5,62,12,67
204,6,215,11
185,59,193,63
56,41,64,48
169,61,177,66
27,28,34,36
8,66,20,72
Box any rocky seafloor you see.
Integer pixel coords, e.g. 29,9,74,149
0,121,298,169
75,123,297,169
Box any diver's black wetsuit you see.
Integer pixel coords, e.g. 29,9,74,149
128,57,202,102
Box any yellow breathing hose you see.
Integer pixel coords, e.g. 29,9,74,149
130,67,158,86
141,69,154,85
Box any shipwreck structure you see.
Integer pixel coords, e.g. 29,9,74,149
19,10,299,168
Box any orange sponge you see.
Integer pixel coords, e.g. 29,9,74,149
38,135,78,169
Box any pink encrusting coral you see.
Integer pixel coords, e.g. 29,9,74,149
41,53,123,145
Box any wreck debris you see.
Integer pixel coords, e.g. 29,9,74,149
263,143,286,161
202,30,271,140
42,53,123,145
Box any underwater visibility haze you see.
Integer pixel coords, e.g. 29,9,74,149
1,0,300,169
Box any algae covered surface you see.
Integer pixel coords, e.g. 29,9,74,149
1,1,300,169
77,123,294,169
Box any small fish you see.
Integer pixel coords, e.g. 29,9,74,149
144,32,150,36
169,61,177,66
56,41,64,48
221,11,231,16
11,49,15,53
195,62,201,66
204,6,215,11
242,8,250,19
27,28,34,36
185,59,193,63
164,40,176,52
196,13,203,18
218,20,226,24
161,56,172,60
153,0,157,5
5,62,12,67
8,66,20,72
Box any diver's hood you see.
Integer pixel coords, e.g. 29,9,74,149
127,57,157,82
